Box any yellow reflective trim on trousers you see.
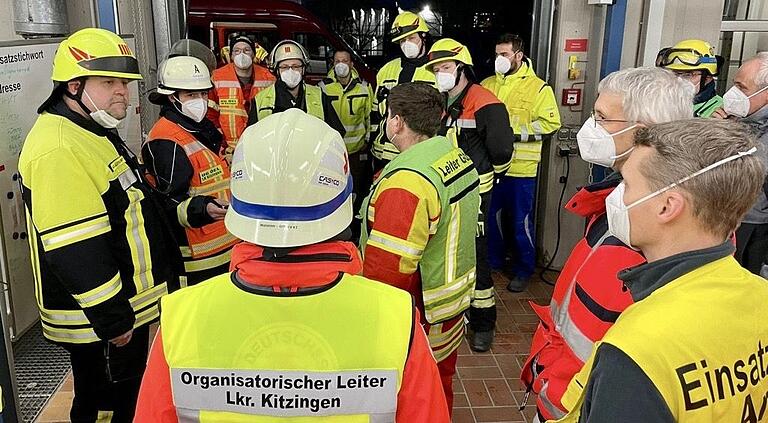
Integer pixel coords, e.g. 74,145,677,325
176,198,193,228
472,285,496,309
472,297,496,308
367,230,424,259
429,322,466,362
71,273,121,308
184,248,232,273
125,188,154,291
432,327,466,362
40,215,111,251
479,172,494,194
96,410,113,422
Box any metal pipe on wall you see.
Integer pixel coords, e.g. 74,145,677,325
13,0,69,37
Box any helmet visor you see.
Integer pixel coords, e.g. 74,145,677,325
78,56,141,77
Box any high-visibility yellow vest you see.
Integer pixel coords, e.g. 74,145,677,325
371,58,436,162
161,272,412,422
481,60,561,178
554,256,768,422
360,136,479,327
255,84,324,122
318,78,373,154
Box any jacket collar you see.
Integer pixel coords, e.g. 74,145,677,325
47,97,112,138
229,241,363,292
565,171,623,218
693,80,717,105
618,240,733,302
496,58,537,83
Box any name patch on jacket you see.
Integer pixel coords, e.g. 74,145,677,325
171,368,397,417
219,98,239,107
200,165,224,184
431,148,473,184
109,156,137,190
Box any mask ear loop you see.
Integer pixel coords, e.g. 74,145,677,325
625,146,758,209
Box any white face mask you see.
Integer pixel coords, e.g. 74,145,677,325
82,89,123,129
494,56,512,75
400,40,421,59
576,117,638,167
233,53,253,69
280,68,303,89
179,97,207,123
436,70,457,93
723,85,768,118
605,146,758,249
334,62,350,78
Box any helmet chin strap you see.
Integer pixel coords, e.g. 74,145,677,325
64,79,95,117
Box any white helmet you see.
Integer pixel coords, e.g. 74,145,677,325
269,39,309,69
225,108,353,247
156,56,213,95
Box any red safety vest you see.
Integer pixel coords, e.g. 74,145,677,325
211,63,275,148
146,117,238,260
521,180,642,420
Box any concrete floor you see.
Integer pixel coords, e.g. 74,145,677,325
36,271,554,423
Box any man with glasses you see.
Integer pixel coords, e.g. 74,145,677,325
519,67,692,422
253,39,345,136
481,33,561,293
210,35,275,163
657,39,723,118
712,53,768,276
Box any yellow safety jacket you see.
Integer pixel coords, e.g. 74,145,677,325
161,272,412,421
554,256,768,422
19,111,174,344
481,59,561,178
318,70,373,154
371,58,436,162
254,84,324,122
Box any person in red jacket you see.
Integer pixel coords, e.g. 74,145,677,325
520,67,693,422
134,109,449,422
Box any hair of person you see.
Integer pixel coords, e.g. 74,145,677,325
633,119,766,238
749,51,768,89
496,33,525,54
387,82,443,137
598,67,694,124
333,48,352,61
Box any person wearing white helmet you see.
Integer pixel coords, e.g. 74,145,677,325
143,56,238,287
135,109,449,422
253,39,346,136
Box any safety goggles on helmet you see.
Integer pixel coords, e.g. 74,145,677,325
658,48,718,69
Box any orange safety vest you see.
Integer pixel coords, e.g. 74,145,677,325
211,63,275,148
146,117,238,260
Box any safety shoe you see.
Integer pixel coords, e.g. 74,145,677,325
471,330,494,352
506,276,530,293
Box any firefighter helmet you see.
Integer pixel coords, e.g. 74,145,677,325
51,28,142,82
425,38,474,69
390,11,429,43
658,39,719,75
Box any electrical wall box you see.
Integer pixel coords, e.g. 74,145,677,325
562,88,582,106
